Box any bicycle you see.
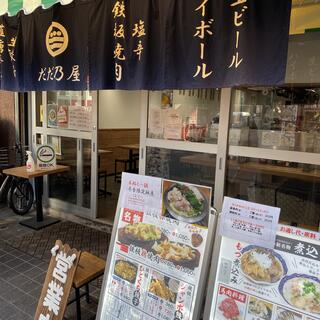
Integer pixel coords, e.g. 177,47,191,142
0,144,34,215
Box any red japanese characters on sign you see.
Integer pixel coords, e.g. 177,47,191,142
219,285,247,303
121,208,144,224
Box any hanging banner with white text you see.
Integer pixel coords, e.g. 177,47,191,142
0,0,291,91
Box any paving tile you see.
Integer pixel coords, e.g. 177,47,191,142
4,257,24,268
17,279,41,294
32,271,47,285
0,253,15,263
28,257,45,266
14,252,35,260
0,262,11,274
13,261,35,273
0,303,31,320
0,249,7,257
28,284,43,300
22,266,43,279
10,274,32,287
36,261,50,271
12,293,37,316
0,281,25,301
0,268,19,281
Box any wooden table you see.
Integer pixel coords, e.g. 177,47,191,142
97,149,112,168
118,144,139,172
57,149,112,169
3,165,70,230
180,154,320,182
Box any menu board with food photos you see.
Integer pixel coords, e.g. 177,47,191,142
96,173,214,320
205,225,320,320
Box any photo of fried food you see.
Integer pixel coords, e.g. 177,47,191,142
248,297,272,320
124,223,163,241
149,279,177,303
275,306,302,320
191,233,203,247
114,260,138,284
152,240,196,261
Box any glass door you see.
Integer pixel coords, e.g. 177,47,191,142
31,90,98,219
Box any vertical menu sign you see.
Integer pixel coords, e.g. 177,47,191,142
206,200,320,320
97,173,212,320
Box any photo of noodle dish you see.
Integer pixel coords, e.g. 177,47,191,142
148,274,179,304
164,183,209,223
152,240,200,269
279,274,320,315
240,246,287,284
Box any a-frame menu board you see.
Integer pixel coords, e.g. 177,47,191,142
96,173,218,320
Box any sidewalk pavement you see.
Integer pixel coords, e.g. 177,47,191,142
0,206,111,320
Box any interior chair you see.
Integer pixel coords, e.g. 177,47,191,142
114,158,130,182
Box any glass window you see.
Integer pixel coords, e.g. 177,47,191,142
47,91,93,132
148,89,220,143
226,156,320,231
229,87,320,153
146,147,216,205
49,136,77,204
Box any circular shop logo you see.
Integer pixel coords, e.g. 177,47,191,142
37,145,55,163
46,21,69,57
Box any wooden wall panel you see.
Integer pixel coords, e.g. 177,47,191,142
98,128,140,174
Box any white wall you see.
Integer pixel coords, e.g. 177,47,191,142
99,90,141,129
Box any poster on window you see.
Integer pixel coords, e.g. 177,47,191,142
148,107,164,138
47,103,57,128
207,227,320,320
97,173,213,320
57,105,68,128
69,105,92,131
164,109,183,140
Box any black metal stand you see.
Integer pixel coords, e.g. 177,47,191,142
19,176,60,230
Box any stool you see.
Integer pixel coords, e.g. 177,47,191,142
68,252,106,320
114,158,130,182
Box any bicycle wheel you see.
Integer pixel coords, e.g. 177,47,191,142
7,179,34,215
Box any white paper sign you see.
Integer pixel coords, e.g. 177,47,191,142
219,197,280,249
119,172,163,215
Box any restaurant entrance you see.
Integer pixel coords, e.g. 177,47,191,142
31,91,98,219
30,90,142,223
96,90,142,224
